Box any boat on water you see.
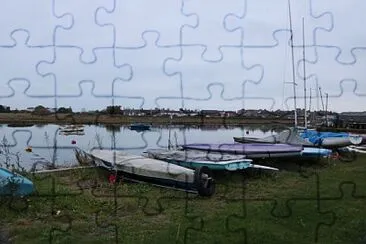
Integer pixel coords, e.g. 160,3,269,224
73,148,215,196
0,168,34,196
128,123,151,131
145,148,279,171
59,125,84,133
180,143,304,159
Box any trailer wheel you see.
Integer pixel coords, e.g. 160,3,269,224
336,148,357,163
194,166,215,197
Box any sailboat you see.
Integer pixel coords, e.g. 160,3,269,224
234,1,362,152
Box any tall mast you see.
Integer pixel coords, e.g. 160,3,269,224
288,0,298,127
302,17,307,128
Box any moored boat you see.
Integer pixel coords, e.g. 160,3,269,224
74,148,215,196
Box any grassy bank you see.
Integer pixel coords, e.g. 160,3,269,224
0,112,294,126
1,154,366,243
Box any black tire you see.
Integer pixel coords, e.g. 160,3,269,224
336,148,357,163
194,166,215,197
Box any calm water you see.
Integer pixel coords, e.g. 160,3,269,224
0,123,281,171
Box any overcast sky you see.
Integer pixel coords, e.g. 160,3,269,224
0,0,365,112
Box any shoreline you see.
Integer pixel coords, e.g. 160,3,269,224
0,112,294,126
1,112,366,133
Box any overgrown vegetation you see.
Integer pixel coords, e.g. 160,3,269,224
1,149,366,243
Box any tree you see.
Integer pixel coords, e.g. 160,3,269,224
106,105,122,115
32,105,50,115
57,107,73,113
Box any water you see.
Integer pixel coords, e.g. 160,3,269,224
0,123,280,171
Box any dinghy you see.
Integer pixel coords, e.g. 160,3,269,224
74,148,215,197
0,168,34,196
145,149,279,171
234,127,363,149
180,143,304,159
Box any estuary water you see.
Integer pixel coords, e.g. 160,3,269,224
0,123,281,171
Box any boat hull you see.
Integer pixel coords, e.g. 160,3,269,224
75,149,215,196
181,143,303,159
146,149,279,171
0,168,34,196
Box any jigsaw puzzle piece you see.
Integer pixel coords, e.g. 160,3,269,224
54,0,114,62
113,32,182,109
227,198,335,243
164,46,263,101
312,0,366,63
37,47,132,96
96,0,196,48
181,0,243,61
317,182,366,243
0,0,72,46
298,47,366,100
0,32,54,97
225,0,331,47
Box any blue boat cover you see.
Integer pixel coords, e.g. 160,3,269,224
300,129,349,145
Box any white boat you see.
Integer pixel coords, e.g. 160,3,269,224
73,148,215,196
145,148,279,171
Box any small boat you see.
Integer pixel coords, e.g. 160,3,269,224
145,148,279,171
59,125,84,133
234,127,363,149
74,148,215,196
0,168,35,196
300,147,333,157
128,123,151,131
180,143,304,159
299,129,363,149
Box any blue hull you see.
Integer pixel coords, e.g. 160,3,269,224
301,147,332,157
0,168,35,196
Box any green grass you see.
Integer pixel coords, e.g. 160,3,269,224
1,154,366,244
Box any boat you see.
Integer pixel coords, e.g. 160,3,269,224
144,148,279,171
0,168,35,196
300,147,333,157
233,127,363,149
128,123,151,131
59,125,84,133
73,148,215,196
180,143,304,159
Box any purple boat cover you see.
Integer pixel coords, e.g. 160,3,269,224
182,143,304,154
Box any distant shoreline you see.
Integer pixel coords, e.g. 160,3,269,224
0,112,293,126
1,112,365,133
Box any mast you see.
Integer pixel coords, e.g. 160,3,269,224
302,17,307,128
288,0,298,127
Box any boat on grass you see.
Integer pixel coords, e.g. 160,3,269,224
0,168,34,196
74,148,215,197
234,127,363,150
145,148,279,171
180,143,304,159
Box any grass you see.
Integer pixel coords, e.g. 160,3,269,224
1,154,366,244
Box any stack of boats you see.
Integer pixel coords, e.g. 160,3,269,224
74,126,366,197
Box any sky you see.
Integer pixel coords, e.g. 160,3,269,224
0,0,365,113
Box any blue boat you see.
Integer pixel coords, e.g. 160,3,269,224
128,123,151,131
300,147,333,158
145,149,279,171
0,168,35,196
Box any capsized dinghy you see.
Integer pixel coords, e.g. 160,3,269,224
0,167,34,196
74,148,215,196
181,143,304,158
145,149,279,171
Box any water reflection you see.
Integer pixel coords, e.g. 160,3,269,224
0,123,279,171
